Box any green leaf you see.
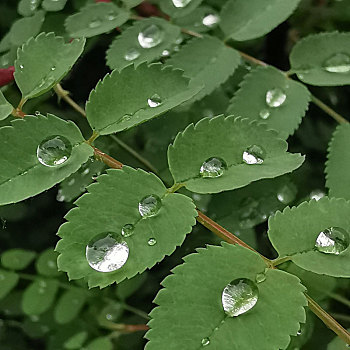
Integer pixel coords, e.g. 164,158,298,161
22,278,59,315
146,243,307,350
0,269,19,299
116,272,148,300
17,0,41,17
268,197,350,277
0,90,13,121
167,35,240,101
14,32,86,100
326,123,350,200
35,249,60,276
121,0,143,9
290,32,350,86
159,0,203,18
327,332,349,350
85,337,113,350
64,331,88,349
226,66,310,139
9,10,45,46
1,249,36,270
54,289,87,324
42,0,67,11
106,17,181,71
0,114,93,205
220,0,301,41
168,116,305,193
65,2,129,38
85,63,202,135
56,166,197,288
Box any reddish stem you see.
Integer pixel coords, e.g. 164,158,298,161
136,1,169,19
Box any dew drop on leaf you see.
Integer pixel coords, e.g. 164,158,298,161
172,0,192,8
242,145,265,165
199,157,227,178
314,226,349,255
221,278,259,317
310,189,325,201
86,232,129,272
138,25,163,49
139,194,162,218
323,53,350,73
162,49,170,57
89,18,102,29
121,224,134,238
50,66,56,71
255,272,266,284
124,48,140,61
266,88,286,108
37,135,72,167
147,238,157,246
202,14,220,28
259,109,270,120
147,93,162,108
276,184,297,205
201,337,210,346
106,11,116,21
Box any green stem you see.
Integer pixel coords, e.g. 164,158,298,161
311,95,348,124
271,256,292,267
120,302,150,321
167,183,185,193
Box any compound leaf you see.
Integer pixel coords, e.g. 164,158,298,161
14,32,86,100
86,63,201,135
65,2,129,38
56,166,197,288
42,0,67,12
168,116,305,193
0,269,19,299
106,17,181,71
0,90,13,121
146,243,307,350
290,32,350,86
35,249,60,277
159,0,203,18
1,249,36,270
0,113,93,205
326,123,350,200
167,35,240,101
220,0,301,41
268,197,350,277
227,66,310,139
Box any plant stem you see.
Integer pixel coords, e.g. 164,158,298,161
271,256,292,267
311,95,349,124
101,320,149,333
54,83,87,117
92,146,123,169
121,302,150,321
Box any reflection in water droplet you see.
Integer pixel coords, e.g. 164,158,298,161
259,109,270,120
266,88,286,108
172,0,191,7
147,238,157,246
323,53,350,73
277,184,297,205
202,14,220,27
199,157,227,178
242,145,265,165
121,224,134,238
124,48,140,61
147,93,162,108
139,194,162,217
86,232,129,272
222,278,259,317
255,273,266,284
37,135,72,167
89,19,102,29
201,337,210,346
138,25,163,49
315,226,349,255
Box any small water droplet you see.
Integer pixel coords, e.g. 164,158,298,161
68,179,75,186
162,49,170,57
56,189,65,202
106,11,116,21
121,114,132,123
199,157,227,178
19,64,24,69
35,111,40,116
310,189,325,201
37,135,72,167
86,232,129,272
259,109,270,120
172,0,191,7
202,14,220,27
147,93,162,108
147,238,157,246
255,273,266,284
315,226,349,255
139,194,162,218
124,48,140,61
222,278,259,317
138,25,163,49
242,145,265,165
297,329,302,336
121,224,134,238
266,88,286,108
323,53,350,73
89,18,102,29
201,337,210,346
50,66,56,71
82,168,90,176
276,184,297,205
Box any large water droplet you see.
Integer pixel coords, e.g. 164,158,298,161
323,53,350,73
139,194,162,218
315,226,349,255
202,14,220,27
259,109,270,120
147,238,157,246
277,184,297,205
124,48,140,61
172,0,191,8
201,337,210,346
242,145,265,165
266,88,286,108
37,135,72,167
86,232,129,272
199,157,227,178
147,94,162,108
121,224,134,238
138,25,163,49
89,18,102,29
222,278,259,317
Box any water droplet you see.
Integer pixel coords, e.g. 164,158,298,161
315,226,349,255
222,278,259,317
199,157,227,178
124,48,140,61
172,0,191,7
147,94,162,108
266,88,286,108
255,273,266,284
56,189,65,202
201,337,210,346
121,224,134,238
276,184,297,205
35,111,40,116
68,179,75,186
259,109,270,120
242,145,265,165
86,232,129,272
147,238,157,246
82,168,90,176
50,66,56,71
120,114,132,122
89,19,102,29
310,189,325,201
323,53,350,73
37,135,72,167
162,49,170,57
297,329,302,336
139,194,162,218
202,14,220,27
19,64,24,69
138,25,163,49
106,11,116,20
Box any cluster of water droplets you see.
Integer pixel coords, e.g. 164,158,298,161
37,135,72,167
259,87,287,121
314,226,349,255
